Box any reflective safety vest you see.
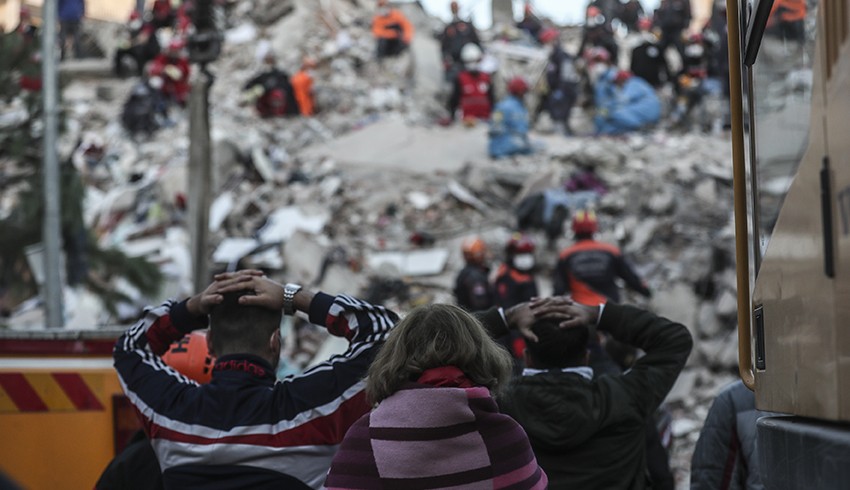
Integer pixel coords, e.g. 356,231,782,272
458,71,492,120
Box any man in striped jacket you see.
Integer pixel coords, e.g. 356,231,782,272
113,270,398,489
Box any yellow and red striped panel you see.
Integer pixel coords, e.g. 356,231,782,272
0,372,106,412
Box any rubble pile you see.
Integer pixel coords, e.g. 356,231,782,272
1,1,745,486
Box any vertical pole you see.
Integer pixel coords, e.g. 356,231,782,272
42,0,65,328
188,76,212,294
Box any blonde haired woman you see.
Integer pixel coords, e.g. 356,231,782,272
325,304,547,489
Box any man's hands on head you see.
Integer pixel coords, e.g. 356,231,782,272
506,296,601,342
187,270,265,316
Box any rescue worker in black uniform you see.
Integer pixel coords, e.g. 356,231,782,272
494,234,539,309
535,28,581,135
454,237,494,311
440,1,480,82
243,53,300,118
654,0,692,58
579,6,619,65
630,17,671,89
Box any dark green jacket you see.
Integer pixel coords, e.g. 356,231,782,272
487,304,692,490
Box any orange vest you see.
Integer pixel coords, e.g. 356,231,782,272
290,70,314,116
372,9,414,44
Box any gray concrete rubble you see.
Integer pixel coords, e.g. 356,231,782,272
0,1,743,487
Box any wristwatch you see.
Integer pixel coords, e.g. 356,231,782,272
283,283,302,316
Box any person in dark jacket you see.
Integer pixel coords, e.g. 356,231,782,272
690,381,769,490
114,10,160,78
454,236,494,311
243,52,300,118
654,0,691,58
630,18,671,89
487,296,693,490
440,1,480,81
619,0,646,32
58,0,85,60
554,209,652,305
493,233,539,364
113,270,398,489
536,28,580,135
580,5,619,64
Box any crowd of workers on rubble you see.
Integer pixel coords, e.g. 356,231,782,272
3,0,808,144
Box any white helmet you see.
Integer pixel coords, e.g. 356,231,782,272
460,43,483,64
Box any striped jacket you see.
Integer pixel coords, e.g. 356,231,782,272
325,380,548,489
114,292,398,489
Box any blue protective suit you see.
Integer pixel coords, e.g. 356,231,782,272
594,68,661,135
489,95,533,158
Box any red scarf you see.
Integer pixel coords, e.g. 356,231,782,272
416,366,475,388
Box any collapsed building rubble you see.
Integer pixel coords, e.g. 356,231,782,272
0,1,750,486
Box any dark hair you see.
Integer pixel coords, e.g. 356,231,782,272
209,291,282,356
525,319,590,369
366,304,513,404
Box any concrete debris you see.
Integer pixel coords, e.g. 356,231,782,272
366,249,450,277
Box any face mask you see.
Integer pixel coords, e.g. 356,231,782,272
513,254,535,271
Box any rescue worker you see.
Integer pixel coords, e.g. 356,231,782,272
594,67,661,135
242,52,299,118
554,209,651,305
516,2,543,44
151,0,176,30
536,28,580,136
440,1,480,81
148,39,191,107
630,17,671,89
671,32,721,129
290,56,316,117
767,0,806,43
372,0,414,60
579,6,619,65
489,77,534,159
454,237,494,311
122,74,169,136
6,7,42,95
114,10,160,78
619,0,646,32
654,0,691,58
494,234,539,309
447,43,494,124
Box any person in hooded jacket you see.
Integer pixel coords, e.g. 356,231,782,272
454,237,495,311
690,381,771,490
440,1,480,81
486,296,693,490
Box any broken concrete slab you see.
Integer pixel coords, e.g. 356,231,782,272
366,249,450,277
300,118,489,174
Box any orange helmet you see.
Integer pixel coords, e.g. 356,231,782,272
462,237,488,263
572,209,598,236
162,331,215,384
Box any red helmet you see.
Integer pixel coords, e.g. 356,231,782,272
539,28,560,45
637,17,653,31
162,331,215,384
167,38,186,53
586,6,602,17
506,233,535,255
507,77,529,96
129,10,141,21
688,32,705,44
585,46,612,63
614,70,632,84
572,209,598,236
462,237,488,263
